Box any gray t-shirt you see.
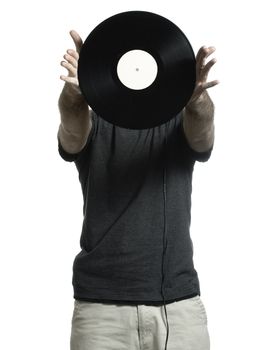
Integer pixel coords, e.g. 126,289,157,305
58,109,212,305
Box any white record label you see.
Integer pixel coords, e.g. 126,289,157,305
117,49,158,90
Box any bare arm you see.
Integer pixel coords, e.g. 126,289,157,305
57,30,92,154
183,90,214,152
183,46,219,152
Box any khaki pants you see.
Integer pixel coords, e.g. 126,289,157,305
70,295,210,350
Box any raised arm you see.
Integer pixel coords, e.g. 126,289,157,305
183,46,219,152
58,30,92,154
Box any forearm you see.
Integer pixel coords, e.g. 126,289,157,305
58,83,90,138
183,90,215,152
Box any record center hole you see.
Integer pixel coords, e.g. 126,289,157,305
117,49,158,90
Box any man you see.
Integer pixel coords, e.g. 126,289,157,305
57,29,219,350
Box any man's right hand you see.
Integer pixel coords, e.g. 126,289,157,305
60,30,83,96
58,30,92,155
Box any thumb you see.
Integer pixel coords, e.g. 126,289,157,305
69,29,83,53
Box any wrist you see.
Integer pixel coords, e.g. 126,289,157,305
59,83,87,110
187,90,208,110
63,82,83,97
185,91,214,119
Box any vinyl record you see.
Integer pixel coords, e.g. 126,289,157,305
78,10,196,129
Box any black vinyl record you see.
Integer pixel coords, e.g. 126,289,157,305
78,10,196,129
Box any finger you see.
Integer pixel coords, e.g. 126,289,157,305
195,47,208,80
63,53,78,68
67,49,79,60
200,47,216,68
200,58,217,80
69,30,83,53
195,45,207,65
60,75,79,86
202,80,220,90
60,61,77,76
197,46,216,70
194,78,219,95
204,46,216,61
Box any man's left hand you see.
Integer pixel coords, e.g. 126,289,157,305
187,46,219,107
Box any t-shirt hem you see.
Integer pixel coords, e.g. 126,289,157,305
73,284,200,306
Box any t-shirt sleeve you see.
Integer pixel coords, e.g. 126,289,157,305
57,109,96,162
177,112,213,163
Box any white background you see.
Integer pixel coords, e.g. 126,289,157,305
0,0,257,349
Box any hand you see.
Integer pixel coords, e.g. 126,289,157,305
187,46,219,106
60,30,83,94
